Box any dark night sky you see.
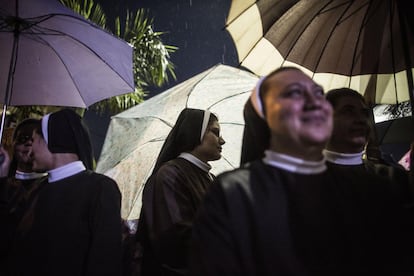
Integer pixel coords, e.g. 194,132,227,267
99,0,238,95
83,0,240,159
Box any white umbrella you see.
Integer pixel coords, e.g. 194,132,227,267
96,64,258,220
226,0,414,107
0,0,135,139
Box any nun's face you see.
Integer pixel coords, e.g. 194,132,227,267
191,120,225,163
263,69,333,158
30,132,54,172
13,127,35,166
329,95,370,153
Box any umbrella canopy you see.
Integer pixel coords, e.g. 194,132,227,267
96,64,258,220
226,0,414,106
0,0,135,136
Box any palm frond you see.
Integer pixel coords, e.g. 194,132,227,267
60,0,107,27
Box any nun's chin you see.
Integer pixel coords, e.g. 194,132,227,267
32,162,47,173
211,154,222,161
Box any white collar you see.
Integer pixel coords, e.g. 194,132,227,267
263,150,326,174
323,149,364,165
178,152,212,173
48,161,86,183
15,170,47,180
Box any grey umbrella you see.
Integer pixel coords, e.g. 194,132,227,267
0,0,135,140
96,64,258,220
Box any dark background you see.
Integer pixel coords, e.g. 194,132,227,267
83,0,239,160
83,0,411,163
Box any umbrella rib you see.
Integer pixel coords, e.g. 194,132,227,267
184,64,221,107
0,22,20,141
396,1,414,109
220,155,236,170
389,1,399,103
230,1,306,69
20,13,134,98
281,0,333,70
0,14,54,32
3,13,106,34
127,177,147,220
205,90,252,110
26,31,87,106
0,1,31,140
349,0,378,78
108,133,168,169
144,116,175,128
224,1,280,67
311,0,358,76
4,23,20,106
354,1,401,103
219,122,244,127
336,1,369,78
223,2,257,29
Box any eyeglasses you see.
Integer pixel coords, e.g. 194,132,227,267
15,134,33,145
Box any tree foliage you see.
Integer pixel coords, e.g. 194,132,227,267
61,0,177,114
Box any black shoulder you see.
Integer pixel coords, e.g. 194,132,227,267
214,161,267,196
216,170,248,192
216,162,252,183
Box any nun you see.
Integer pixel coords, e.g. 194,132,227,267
136,108,225,276
5,109,122,276
189,67,409,276
323,87,410,203
323,87,413,272
240,77,269,165
0,118,47,272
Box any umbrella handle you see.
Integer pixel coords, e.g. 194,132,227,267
0,104,7,144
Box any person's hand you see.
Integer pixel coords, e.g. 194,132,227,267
0,146,11,177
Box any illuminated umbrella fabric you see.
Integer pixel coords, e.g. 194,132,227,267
226,0,414,106
0,0,135,138
96,64,258,220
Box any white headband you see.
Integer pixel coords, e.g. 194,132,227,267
200,110,211,142
41,113,51,144
250,77,266,118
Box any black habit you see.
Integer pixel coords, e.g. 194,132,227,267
190,160,408,276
